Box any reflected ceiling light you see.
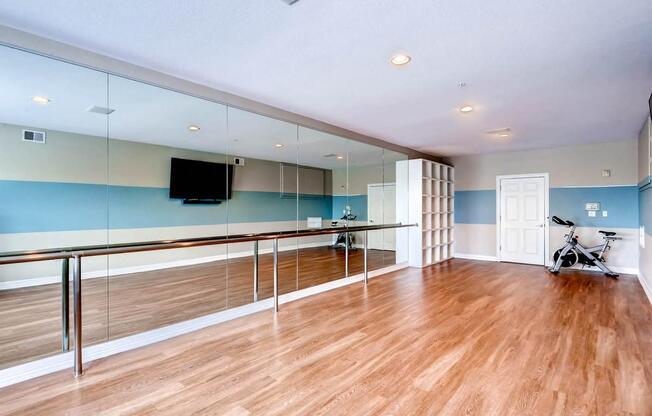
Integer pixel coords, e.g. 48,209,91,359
336,155,344,160
188,125,200,131
390,54,411,66
459,105,473,113
498,133,510,138
31,96,50,105
275,143,284,148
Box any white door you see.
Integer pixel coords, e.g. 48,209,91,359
499,176,546,265
367,184,396,250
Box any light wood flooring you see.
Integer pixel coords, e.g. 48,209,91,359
0,246,393,369
1,259,651,415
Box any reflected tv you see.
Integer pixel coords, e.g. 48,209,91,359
169,157,233,203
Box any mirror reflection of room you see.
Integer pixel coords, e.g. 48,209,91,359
0,44,409,370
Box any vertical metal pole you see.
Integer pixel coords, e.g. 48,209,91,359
61,258,70,351
364,230,369,285
273,238,279,312
72,255,83,377
253,240,259,302
345,232,349,277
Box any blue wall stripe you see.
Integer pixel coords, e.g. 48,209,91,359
0,180,333,233
456,186,639,228
455,190,496,224
0,180,108,234
331,195,368,221
550,186,638,228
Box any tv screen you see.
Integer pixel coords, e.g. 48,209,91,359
169,158,233,200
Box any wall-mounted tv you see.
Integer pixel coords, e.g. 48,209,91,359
169,157,233,203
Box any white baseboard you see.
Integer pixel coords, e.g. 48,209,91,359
562,263,639,276
0,241,331,290
0,262,408,388
454,253,498,262
456,254,638,276
638,271,652,305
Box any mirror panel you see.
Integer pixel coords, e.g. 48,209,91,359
226,107,299,298
0,45,109,367
106,75,229,339
297,127,348,289
345,141,385,275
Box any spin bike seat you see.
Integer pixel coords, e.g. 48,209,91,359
598,230,616,236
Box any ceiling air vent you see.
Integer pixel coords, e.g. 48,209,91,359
22,129,46,144
86,105,116,115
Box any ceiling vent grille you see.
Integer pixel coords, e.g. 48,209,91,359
22,129,46,144
486,128,512,136
86,105,116,115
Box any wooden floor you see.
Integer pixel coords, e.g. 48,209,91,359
1,259,651,415
0,247,393,369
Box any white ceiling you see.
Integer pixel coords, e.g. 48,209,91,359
0,0,650,156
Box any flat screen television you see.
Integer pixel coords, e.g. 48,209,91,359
169,157,233,203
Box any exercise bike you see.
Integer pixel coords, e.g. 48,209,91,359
331,208,357,250
548,216,621,278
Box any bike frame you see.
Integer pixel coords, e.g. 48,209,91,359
549,223,617,275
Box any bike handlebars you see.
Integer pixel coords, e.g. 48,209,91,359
551,216,575,227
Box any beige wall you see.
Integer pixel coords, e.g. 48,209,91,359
332,164,396,195
451,139,637,190
0,123,331,194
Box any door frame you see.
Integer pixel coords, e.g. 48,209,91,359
495,173,550,265
367,182,396,250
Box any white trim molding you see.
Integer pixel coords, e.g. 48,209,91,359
454,253,498,262
496,173,550,266
638,271,652,305
0,262,408,388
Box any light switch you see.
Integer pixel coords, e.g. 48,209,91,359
588,211,596,217
602,210,608,217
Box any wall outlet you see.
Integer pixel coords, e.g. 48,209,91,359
602,210,608,217
602,169,611,177
233,157,245,166
588,211,596,217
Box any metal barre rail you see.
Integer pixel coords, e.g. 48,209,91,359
0,223,415,377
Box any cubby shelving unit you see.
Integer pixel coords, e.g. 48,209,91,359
406,159,454,268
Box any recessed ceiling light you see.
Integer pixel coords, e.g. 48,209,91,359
31,96,50,105
336,155,344,160
390,54,411,66
275,143,284,148
498,133,510,138
188,125,200,131
459,105,473,113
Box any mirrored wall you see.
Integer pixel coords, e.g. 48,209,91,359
0,44,409,369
